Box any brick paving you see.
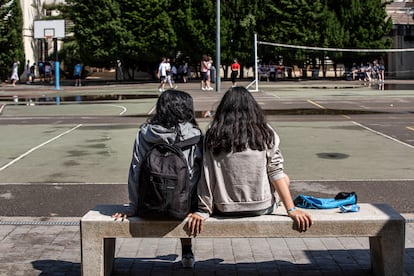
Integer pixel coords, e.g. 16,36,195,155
0,218,413,275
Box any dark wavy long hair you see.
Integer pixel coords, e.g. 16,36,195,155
148,89,198,128
205,86,274,155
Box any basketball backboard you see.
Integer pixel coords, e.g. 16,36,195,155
34,19,65,39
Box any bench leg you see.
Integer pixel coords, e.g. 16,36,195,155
104,238,116,276
369,226,405,276
81,234,115,276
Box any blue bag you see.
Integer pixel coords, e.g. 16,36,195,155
293,192,357,209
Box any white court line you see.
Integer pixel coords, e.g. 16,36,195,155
307,99,326,109
292,178,414,182
0,182,126,186
107,104,127,115
352,121,414,149
0,124,83,172
148,105,156,115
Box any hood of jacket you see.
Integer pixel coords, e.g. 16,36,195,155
139,122,201,146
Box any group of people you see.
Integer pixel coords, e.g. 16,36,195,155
113,87,313,268
258,62,286,82
350,60,385,82
157,55,241,92
10,59,55,86
31,60,55,84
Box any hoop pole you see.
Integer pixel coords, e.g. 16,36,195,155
53,38,61,93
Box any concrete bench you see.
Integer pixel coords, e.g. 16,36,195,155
80,203,405,276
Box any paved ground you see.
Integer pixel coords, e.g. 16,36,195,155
0,78,414,275
0,216,414,275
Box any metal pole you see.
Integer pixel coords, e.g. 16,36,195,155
254,34,258,91
54,38,61,91
216,0,221,92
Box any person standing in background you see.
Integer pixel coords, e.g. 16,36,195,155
74,63,83,86
200,55,212,91
10,61,20,86
25,60,31,84
157,57,168,92
29,62,36,83
230,58,240,87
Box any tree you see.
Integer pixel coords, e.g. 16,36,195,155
63,0,126,68
253,0,391,77
171,1,215,66
256,1,329,68
55,0,392,80
118,0,178,79
221,0,259,72
330,0,392,67
0,0,24,81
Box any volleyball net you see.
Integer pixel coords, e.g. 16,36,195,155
247,34,414,92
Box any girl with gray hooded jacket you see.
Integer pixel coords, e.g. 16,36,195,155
113,89,202,268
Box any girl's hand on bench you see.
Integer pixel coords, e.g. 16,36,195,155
112,211,133,221
288,209,313,233
186,213,205,236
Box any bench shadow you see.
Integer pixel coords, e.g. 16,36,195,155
32,246,414,275
31,260,80,275
111,249,374,275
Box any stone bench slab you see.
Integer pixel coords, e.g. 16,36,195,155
80,203,405,276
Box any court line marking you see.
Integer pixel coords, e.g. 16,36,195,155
306,100,413,148
307,99,326,109
0,182,126,185
352,121,414,149
148,105,156,115
292,179,414,182
107,104,127,115
0,124,83,172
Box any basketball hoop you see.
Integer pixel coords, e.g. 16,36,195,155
44,28,54,40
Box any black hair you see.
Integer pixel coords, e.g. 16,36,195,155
148,89,197,129
205,86,274,155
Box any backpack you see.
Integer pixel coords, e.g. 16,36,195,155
293,192,357,209
137,135,202,220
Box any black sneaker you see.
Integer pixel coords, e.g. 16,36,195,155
181,251,195,268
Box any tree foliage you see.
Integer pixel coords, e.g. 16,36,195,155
56,0,393,79
63,0,126,68
0,0,24,81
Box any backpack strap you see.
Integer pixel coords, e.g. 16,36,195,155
174,135,201,150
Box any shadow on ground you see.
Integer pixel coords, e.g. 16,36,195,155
30,248,381,275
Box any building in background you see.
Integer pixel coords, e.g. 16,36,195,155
386,0,414,79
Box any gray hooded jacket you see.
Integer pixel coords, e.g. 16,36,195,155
127,122,203,216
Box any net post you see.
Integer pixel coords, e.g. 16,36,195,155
248,34,259,92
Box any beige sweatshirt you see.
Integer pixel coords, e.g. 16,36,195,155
196,129,286,218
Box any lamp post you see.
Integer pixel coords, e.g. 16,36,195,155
216,0,221,92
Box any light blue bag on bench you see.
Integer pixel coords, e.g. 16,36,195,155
293,192,357,209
